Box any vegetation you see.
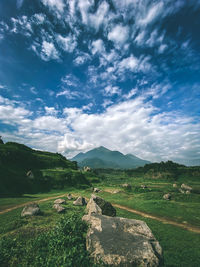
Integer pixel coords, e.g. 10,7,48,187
0,142,90,196
0,140,199,267
0,200,99,267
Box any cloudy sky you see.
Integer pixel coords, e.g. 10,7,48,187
0,0,200,165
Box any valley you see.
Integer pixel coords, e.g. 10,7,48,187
0,141,200,266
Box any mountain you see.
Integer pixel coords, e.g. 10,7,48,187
72,146,150,169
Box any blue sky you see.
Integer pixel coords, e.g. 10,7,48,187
0,0,200,165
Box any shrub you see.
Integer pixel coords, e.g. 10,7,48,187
0,213,99,266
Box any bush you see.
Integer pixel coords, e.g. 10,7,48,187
0,213,99,267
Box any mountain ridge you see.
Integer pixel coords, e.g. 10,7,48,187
72,146,150,169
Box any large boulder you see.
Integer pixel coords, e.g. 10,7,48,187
21,203,41,217
172,183,177,188
83,214,163,267
54,198,66,204
86,197,102,216
53,204,65,213
73,196,87,206
88,194,116,217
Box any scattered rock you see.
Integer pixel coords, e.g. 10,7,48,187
53,204,65,213
163,193,171,200
179,189,185,194
67,193,72,200
21,203,41,217
73,196,87,206
93,187,101,193
86,197,102,216
88,194,116,217
26,170,34,179
112,189,121,194
181,184,192,191
173,183,177,188
121,183,132,190
54,198,66,204
83,214,163,267
83,166,91,172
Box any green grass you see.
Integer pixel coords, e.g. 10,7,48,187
116,208,200,267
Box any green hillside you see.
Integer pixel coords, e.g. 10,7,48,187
0,142,89,196
72,146,150,169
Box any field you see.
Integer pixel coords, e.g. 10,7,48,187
0,170,200,266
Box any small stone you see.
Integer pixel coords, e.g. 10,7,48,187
54,198,66,204
67,193,72,200
21,203,41,217
163,193,171,200
53,204,65,213
73,196,87,206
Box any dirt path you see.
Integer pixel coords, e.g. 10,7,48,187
112,203,200,234
1,192,200,234
0,193,67,215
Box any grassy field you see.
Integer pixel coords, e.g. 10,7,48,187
0,173,200,267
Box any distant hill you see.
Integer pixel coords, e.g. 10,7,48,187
71,146,150,169
0,142,89,196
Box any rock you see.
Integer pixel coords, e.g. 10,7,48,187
21,203,41,217
86,197,102,216
141,184,147,189
163,193,171,200
54,198,66,204
173,183,177,188
53,204,65,213
67,193,72,200
93,187,101,193
26,170,34,179
88,194,116,217
83,214,162,267
73,196,87,206
83,166,91,172
113,189,121,194
186,190,191,194
121,183,132,190
179,189,185,194
181,184,192,191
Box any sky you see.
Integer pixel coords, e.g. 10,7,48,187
0,0,200,165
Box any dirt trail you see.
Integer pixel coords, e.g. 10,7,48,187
0,194,67,215
112,203,200,234
1,192,200,234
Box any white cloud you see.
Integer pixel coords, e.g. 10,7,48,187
32,13,46,24
104,85,121,96
89,1,110,31
0,96,199,163
56,89,81,99
138,2,164,26
30,87,37,94
61,74,79,87
119,55,139,72
40,41,60,61
56,34,77,53
123,88,138,99
73,52,91,65
45,106,58,115
91,39,105,55
108,24,129,45
41,0,65,14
